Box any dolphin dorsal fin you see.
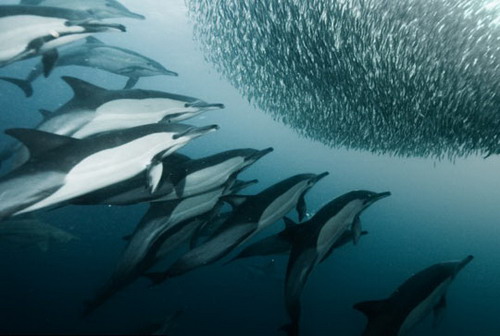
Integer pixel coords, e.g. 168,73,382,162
61,76,107,100
353,299,387,319
85,36,104,45
5,128,78,160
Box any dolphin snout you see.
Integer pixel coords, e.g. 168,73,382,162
312,171,329,183
124,11,146,20
376,191,391,199
248,147,274,161
172,124,219,140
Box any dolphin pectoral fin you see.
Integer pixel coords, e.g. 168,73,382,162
353,299,387,320
0,76,33,97
42,49,58,77
5,128,78,160
124,77,139,89
296,195,307,222
352,216,362,245
220,195,248,209
146,160,163,194
432,295,447,328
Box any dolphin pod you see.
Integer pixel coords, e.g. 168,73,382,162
144,172,329,284
0,123,218,221
83,177,256,316
2,76,225,168
0,2,477,336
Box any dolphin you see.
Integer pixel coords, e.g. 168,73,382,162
354,255,474,336
11,36,176,96
5,76,224,167
0,215,77,251
281,190,391,336
20,0,145,20
145,172,329,285
0,123,218,221
83,177,252,316
228,217,368,262
74,147,273,205
0,5,125,75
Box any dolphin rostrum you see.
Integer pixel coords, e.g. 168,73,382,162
354,255,473,336
282,190,391,336
145,172,329,285
0,123,218,221
5,76,224,167
0,5,125,75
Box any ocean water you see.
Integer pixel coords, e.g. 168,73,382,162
0,0,499,335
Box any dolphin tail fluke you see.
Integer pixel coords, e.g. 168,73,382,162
0,76,33,97
279,322,299,336
42,49,59,78
144,272,168,286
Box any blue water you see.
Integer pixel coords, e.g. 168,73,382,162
0,1,499,335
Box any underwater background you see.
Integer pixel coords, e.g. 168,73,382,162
0,0,499,335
